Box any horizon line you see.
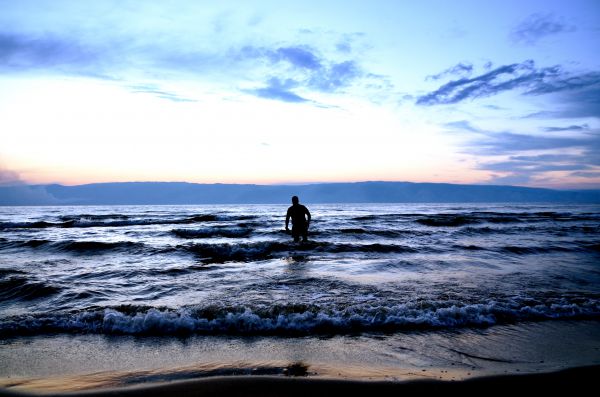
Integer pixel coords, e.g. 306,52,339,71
5,180,599,192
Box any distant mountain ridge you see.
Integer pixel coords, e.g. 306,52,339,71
1,181,599,205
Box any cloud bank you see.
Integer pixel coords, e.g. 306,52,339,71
464,127,600,185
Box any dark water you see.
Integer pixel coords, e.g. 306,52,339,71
1,203,599,337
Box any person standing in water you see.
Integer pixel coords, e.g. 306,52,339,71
285,196,311,242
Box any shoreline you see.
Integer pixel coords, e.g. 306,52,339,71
0,365,598,396
2,320,600,394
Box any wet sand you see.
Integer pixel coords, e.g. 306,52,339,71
0,365,598,396
1,321,599,395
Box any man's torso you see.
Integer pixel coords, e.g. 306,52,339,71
288,204,307,225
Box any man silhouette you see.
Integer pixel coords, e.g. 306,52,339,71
285,196,311,242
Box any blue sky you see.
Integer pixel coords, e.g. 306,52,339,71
0,0,599,188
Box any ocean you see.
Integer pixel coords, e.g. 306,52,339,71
1,203,599,389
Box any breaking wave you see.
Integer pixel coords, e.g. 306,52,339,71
180,241,420,262
2,297,598,337
0,239,146,254
0,214,257,229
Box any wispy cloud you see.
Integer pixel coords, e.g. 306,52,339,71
546,85,600,119
426,62,473,81
417,60,555,105
480,160,590,173
417,60,600,107
480,154,596,186
471,131,596,155
543,124,589,132
130,84,197,103
270,46,322,70
510,13,576,45
454,123,600,184
525,71,600,95
512,153,600,166
238,44,366,101
466,128,600,185
443,120,482,133
0,32,101,73
308,60,361,92
243,77,309,103
521,85,600,120
571,171,600,178
0,27,381,105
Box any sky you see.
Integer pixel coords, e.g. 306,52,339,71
0,0,599,189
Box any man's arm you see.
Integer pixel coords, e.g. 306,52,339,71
285,208,291,230
305,207,311,226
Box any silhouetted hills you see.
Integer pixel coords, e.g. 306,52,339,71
1,181,599,205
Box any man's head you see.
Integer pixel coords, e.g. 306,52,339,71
292,196,299,204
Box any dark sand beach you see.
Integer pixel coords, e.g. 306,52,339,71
1,366,599,396
1,320,599,396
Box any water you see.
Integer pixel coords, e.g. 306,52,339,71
1,203,599,337
1,203,600,391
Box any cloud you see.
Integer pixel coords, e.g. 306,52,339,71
0,28,379,105
0,168,21,186
550,85,600,119
417,60,600,107
426,62,473,81
238,44,367,102
465,127,600,185
269,46,322,70
443,120,482,133
512,153,599,166
240,45,362,88
510,13,576,45
0,31,205,102
0,166,59,204
571,171,600,178
417,60,552,105
244,77,308,103
130,84,197,103
479,154,597,186
0,31,100,72
525,71,600,95
522,85,600,120
471,131,595,155
543,124,589,132
308,60,361,92
336,41,351,53
239,45,323,71
479,160,590,173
